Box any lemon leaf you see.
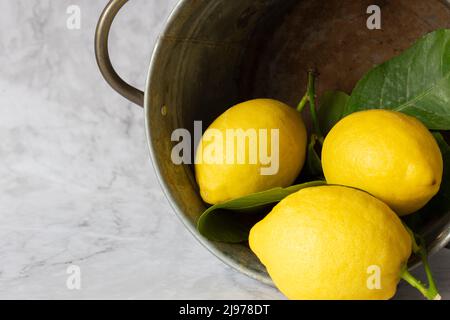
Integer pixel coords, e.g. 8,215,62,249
305,135,323,177
345,29,450,130
197,181,325,243
318,91,350,135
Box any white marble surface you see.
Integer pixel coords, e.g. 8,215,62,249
0,0,448,300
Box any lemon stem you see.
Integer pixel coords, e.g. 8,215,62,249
400,267,440,300
297,94,309,113
417,238,440,298
296,70,324,141
400,225,441,300
307,71,323,139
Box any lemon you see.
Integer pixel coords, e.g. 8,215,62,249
249,185,412,300
195,99,307,204
322,110,443,216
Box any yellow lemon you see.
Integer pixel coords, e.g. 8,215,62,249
195,99,307,204
322,110,443,216
249,185,412,300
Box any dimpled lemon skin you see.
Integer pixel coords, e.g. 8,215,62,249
195,99,307,205
322,110,443,216
249,185,412,300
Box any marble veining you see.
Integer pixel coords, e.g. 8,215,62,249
0,0,448,299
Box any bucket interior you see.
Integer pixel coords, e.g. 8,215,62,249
147,0,450,284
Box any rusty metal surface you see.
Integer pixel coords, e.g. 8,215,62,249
242,0,450,105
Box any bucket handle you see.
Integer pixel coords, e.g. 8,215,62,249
95,0,144,107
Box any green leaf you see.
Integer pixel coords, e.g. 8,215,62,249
305,135,323,177
197,181,326,243
345,29,450,130
318,91,350,135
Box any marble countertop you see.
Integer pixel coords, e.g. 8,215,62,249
0,0,448,300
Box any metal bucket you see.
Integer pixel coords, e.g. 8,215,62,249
95,0,450,285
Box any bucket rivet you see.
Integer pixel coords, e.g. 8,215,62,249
161,105,168,116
